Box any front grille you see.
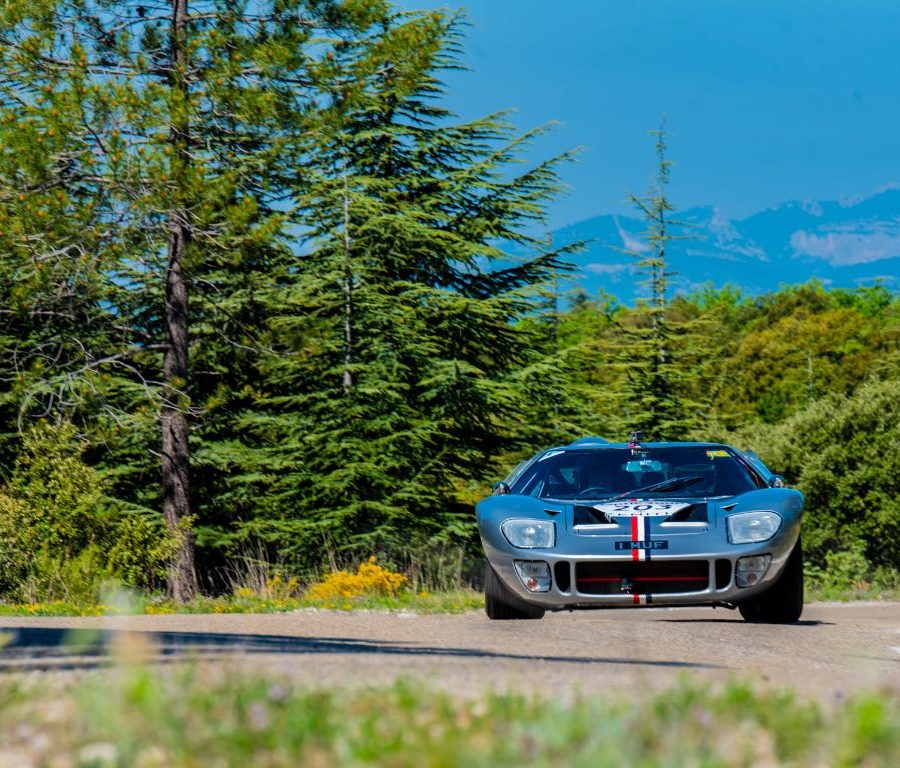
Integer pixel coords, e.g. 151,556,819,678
575,560,709,595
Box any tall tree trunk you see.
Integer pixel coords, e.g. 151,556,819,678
162,0,198,601
342,157,353,395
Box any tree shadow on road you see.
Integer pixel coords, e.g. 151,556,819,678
0,626,725,673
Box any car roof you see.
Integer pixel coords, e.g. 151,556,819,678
554,438,732,451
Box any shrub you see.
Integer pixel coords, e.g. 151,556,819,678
734,378,900,573
105,514,177,591
805,541,872,594
0,424,105,601
0,493,31,595
0,423,174,602
17,547,109,605
2,423,102,554
306,557,407,601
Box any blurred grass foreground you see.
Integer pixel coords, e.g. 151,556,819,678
0,649,899,767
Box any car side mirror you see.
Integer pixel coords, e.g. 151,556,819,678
492,481,511,496
769,475,785,488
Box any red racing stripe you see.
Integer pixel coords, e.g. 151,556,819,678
631,515,640,560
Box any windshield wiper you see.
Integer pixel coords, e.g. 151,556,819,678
613,475,705,500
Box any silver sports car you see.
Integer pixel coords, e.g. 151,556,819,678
476,435,804,623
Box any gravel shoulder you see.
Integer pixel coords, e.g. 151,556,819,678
1,602,898,702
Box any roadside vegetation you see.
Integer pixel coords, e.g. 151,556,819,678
0,0,896,607
0,559,481,617
1,664,899,766
1,283,898,613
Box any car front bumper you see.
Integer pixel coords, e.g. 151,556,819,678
482,534,799,610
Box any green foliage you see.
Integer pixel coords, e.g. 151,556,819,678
822,544,871,590
563,125,713,442
225,7,574,569
105,514,179,590
805,541,871,594
0,424,103,597
5,423,100,547
0,588,484,617
0,0,897,596
734,378,900,573
713,303,894,424
615,122,694,439
18,547,108,606
0,0,383,597
0,424,172,601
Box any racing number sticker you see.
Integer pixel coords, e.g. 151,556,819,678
593,501,691,518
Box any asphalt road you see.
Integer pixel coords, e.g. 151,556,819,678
1,603,898,702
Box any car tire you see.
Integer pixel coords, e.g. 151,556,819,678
738,537,804,624
484,564,545,620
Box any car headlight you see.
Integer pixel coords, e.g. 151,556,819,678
727,511,782,544
501,519,555,549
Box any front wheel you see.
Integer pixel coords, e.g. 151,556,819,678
484,564,545,620
738,537,804,624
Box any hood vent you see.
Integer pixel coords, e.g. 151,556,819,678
573,504,614,526
665,503,708,523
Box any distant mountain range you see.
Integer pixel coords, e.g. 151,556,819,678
550,186,900,303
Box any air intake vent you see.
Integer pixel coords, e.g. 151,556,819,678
715,559,732,590
554,561,571,593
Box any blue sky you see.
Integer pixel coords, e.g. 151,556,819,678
394,0,900,228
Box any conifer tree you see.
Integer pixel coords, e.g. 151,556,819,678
613,121,696,439
229,7,574,569
0,0,364,598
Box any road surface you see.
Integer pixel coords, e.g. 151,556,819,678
1,602,898,702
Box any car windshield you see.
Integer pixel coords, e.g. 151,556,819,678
509,446,763,500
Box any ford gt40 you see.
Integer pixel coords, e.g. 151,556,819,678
476,437,803,623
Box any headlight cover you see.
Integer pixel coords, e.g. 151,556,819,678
727,511,782,544
501,519,555,549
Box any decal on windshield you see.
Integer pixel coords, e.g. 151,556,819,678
593,501,691,518
706,450,729,458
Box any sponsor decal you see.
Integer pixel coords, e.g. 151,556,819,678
594,501,691,518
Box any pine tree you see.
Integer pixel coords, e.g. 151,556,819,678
613,121,696,439
229,7,574,570
0,0,364,598
0,5,107,457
